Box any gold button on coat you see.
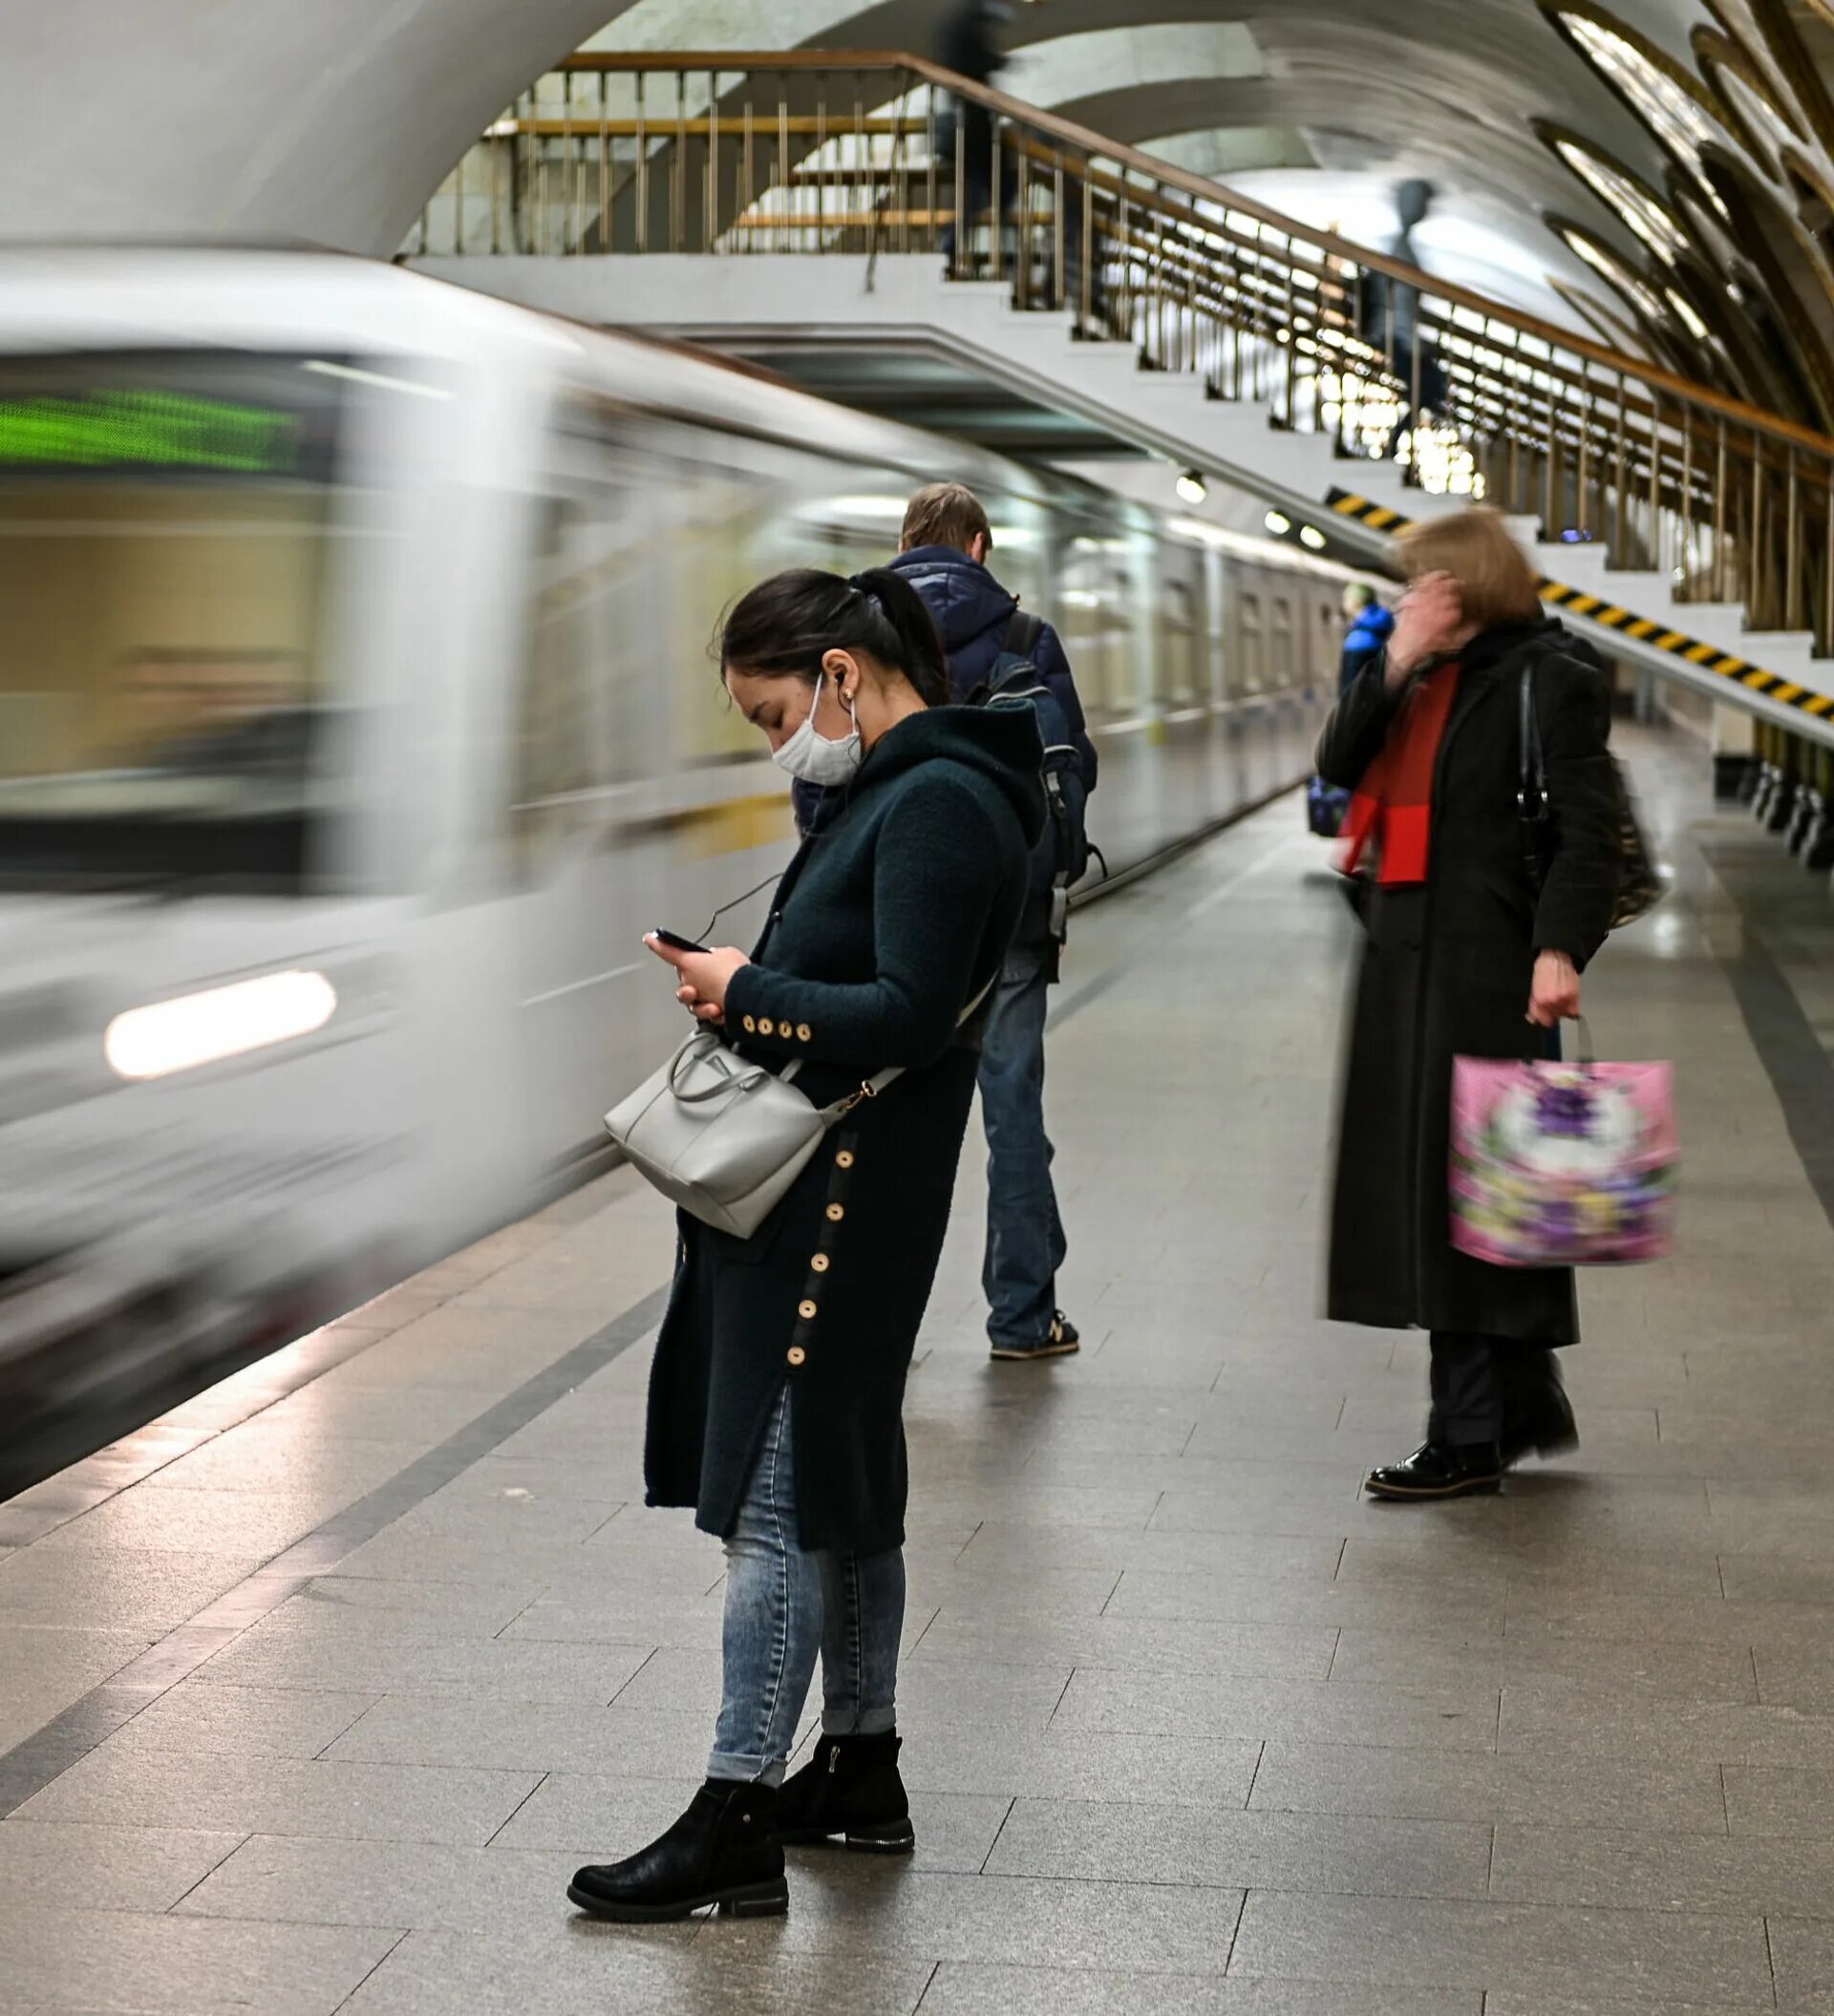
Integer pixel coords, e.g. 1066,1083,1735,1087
786,1345,807,1368
758,1018,776,1036
741,1015,757,1033
798,1299,819,1320
810,1253,831,1273
835,1150,855,1169
797,1023,813,1042
825,1202,845,1222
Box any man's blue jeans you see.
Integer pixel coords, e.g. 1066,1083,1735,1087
980,941,1066,1347
709,1390,905,1786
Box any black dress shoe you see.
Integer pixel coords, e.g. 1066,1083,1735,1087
1365,1442,1503,1500
568,1779,787,1921
777,1731,914,1854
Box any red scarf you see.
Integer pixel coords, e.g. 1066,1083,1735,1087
1337,664,1462,886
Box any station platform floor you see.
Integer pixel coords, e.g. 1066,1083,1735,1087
4,724,1834,2015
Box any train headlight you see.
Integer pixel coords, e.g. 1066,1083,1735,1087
104,970,337,1081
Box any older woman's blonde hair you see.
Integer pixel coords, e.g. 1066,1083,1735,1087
1397,506,1544,631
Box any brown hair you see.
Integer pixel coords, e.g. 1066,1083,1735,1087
1397,506,1544,630
901,481,992,555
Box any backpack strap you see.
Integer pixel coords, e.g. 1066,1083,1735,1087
1004,608,1044,662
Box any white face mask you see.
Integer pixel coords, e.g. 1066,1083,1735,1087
773,673,862,786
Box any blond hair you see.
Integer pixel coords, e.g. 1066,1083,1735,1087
901,481,992,555
1397,506,1543,630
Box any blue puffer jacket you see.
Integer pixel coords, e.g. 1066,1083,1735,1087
793,546,1098,833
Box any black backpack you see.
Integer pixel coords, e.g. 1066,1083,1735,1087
973,611,1092,941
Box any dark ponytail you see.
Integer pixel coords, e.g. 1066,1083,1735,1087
718,566,949,706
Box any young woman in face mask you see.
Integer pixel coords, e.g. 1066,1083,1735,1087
568,566,1044,1924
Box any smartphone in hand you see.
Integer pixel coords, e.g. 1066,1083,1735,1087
650,927,710,956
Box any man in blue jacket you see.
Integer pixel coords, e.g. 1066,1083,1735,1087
896,482,1094,1361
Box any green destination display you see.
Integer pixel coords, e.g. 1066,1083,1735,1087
0,390,302,473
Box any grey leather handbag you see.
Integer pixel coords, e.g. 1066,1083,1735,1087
605,974,994,1240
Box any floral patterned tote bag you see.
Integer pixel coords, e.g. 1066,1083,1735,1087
1450,1029,1676,1267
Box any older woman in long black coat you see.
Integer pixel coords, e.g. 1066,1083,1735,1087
1316,507,1622,1500
567,566,1041,1923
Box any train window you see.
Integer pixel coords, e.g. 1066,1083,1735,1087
1271,598,1294,691
0,350,348,893
1237,591,1265,697
1162,575,1198,706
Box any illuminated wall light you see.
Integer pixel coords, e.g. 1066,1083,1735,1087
104,970,338,1082
1175,470,1208,505
1299,524,1327,550
1264,509,1291,535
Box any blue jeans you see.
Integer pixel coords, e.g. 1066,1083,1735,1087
709,1390,905,1786
980,942,1067,1346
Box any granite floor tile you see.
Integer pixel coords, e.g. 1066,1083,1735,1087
1769,1915,1834,2012
0,1625,156,1752
1248,1741,1729,1833
1491,1819,1834,1915
174,1833,640,1936
17,1748,540,1846
26,1487,348,1561
340,1930,934,2015
1054,1667,1501,1751
1329,1626,1759,1703
0,1818,245,1913
0,1547,267,1633
1723,1764,1834,1837
1499,1685,1834,1767
986,1797,1491,1899
919,1968,1482,2015
1227,1890,1772,2002
192,1619,651,1703
717,1864,1245,1971
0,1905,401,2015
267,1574,544,1638
906,1612,1336,1679
1106,1568,1506,1634
95,1681,377,1761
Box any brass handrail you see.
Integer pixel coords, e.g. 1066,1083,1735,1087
554,49,1834,463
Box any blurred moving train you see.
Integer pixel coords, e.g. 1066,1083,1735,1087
0,249,1360,1437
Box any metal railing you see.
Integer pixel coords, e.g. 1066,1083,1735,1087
412,49,1834,655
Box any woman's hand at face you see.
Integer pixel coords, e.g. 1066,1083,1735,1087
644,936,751,1026
1385,571,1465,685
1527,950,1581,1028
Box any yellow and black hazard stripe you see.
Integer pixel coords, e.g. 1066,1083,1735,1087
1326,487,1834,722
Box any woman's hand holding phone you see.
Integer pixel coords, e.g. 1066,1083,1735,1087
644,932,751,1026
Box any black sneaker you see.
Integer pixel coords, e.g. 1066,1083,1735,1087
1365,1442,1503,1500
990,1312,1080,1362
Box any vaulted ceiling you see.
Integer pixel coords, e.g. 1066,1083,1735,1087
11,0,1834,423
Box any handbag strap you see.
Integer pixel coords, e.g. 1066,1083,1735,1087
816,965,1001,1124
1518,662,1548,817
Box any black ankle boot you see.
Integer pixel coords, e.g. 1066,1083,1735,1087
567,1779,787,1921
1365,1442,1503,1500
776,1732,914,1854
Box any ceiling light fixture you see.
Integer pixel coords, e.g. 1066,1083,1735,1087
1264,509,1291,535
1299,525,1327,551
1176,470,1207,505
